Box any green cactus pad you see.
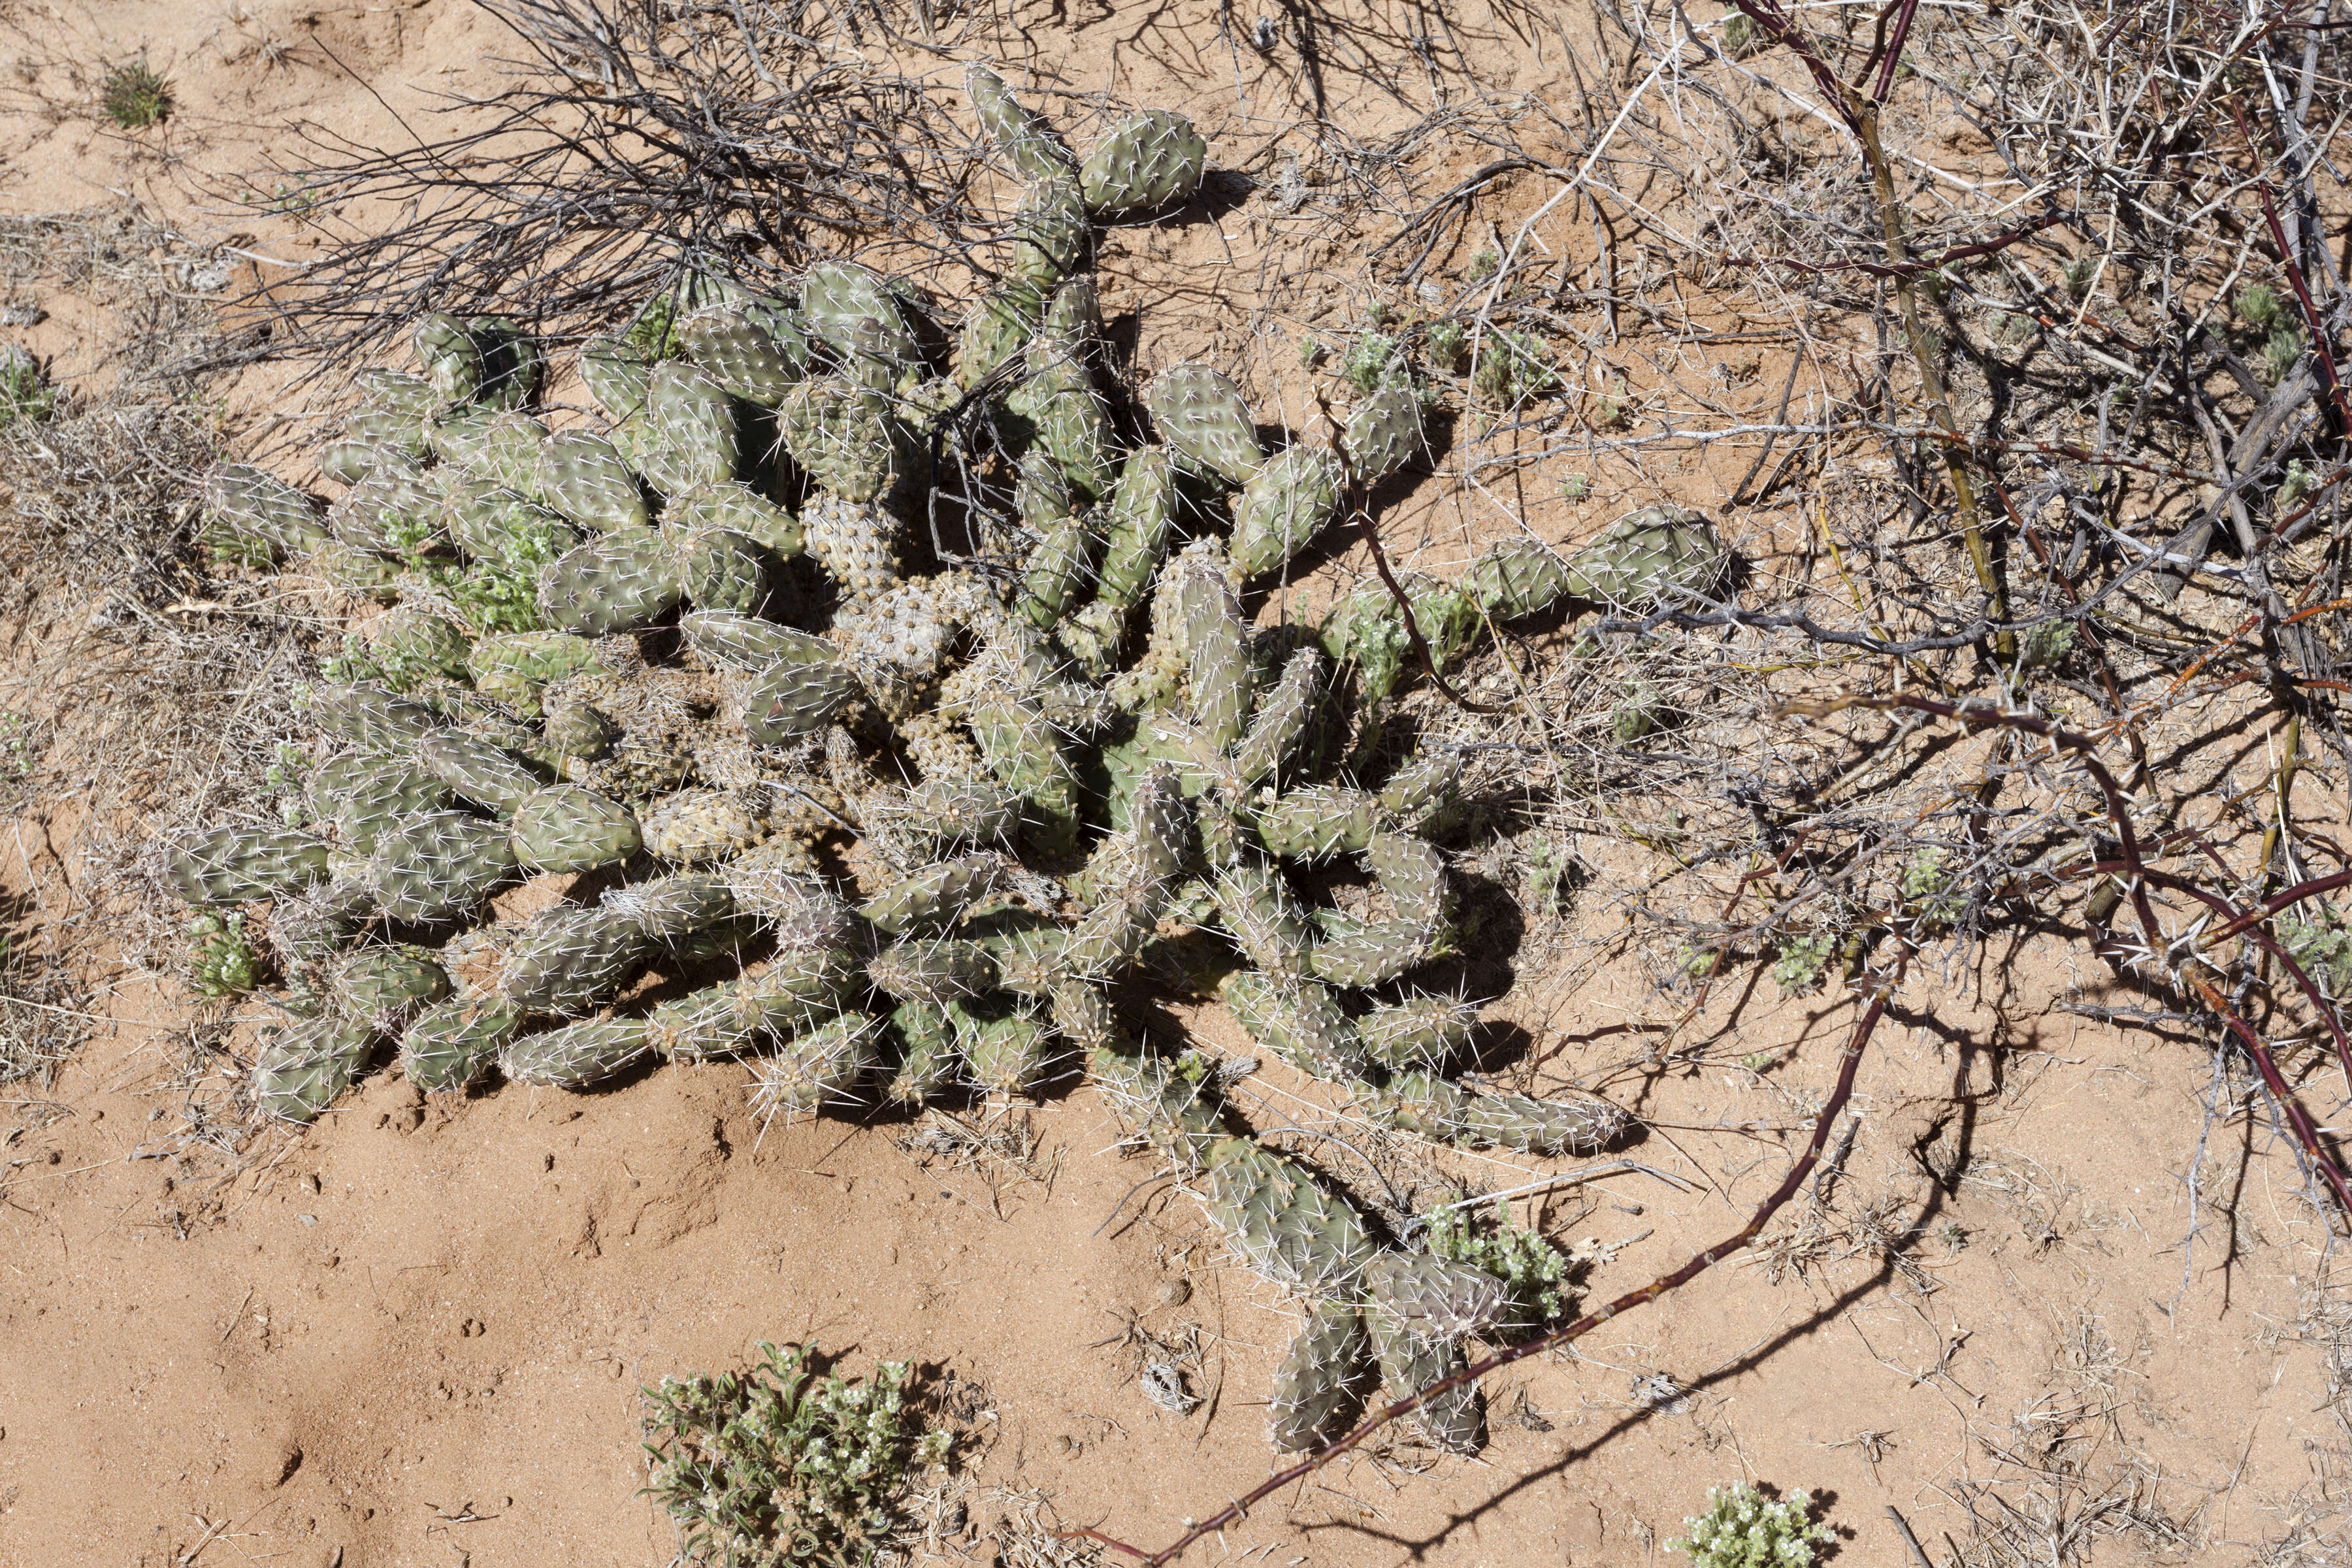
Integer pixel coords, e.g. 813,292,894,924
1458,538,1573,620
1365,1290,1483,1455
1256,785,1382,860
753,1011,884,1116
1269,1301,1373,1452
1233,448,1343,578
510,785,642,873
255,1015,376,1123
1308,913,1435,987
966,61,1078,186
400,998,521,1092
1207,857,1318,977
1146,363,1262,486
1233,648,1324,785
681,305,800,404
205,464,327,557
1563,504,1727,607
868,938,999,1007
164,826,333,906
802,261,920,390
412,312,484,404
368,811,520,923
536,527,686,636
331,945,451,1030
666,482,804,559
1203,1137,1374,1292
1220,970,1367,1081
418,730,546,818
1453,1090,1625,1154
674,525,779,617
780,379,923,512
502,1016,653,1089
1079,108,1209,214
536,431,649,532
306,749,453,855
481,906,652,1015
859,853,1007,935
604,872,738,941
1342,385,1425,482
1358,996,1478,1074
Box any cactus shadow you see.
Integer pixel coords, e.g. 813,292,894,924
1102,169,1256,231
1407,864,1525,1008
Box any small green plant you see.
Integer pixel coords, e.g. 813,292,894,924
1995,307,2036,344
1560,472,1590,502
1296,333,1324,369
2062,255,2097,301
1937,1220,1969,1252
0,347,57,428
1337,329,1402,393
1669,1482,1834,1567
1772,934,1835,996
1902,846,1967,930
1522,836,1573,914
1425,1199,1582,1335
0,710,33,779
235,180,325,216
2018,618,2075,671
1471,328,1558,406
1740,1050,1775,1075
2262,326,2304,385
624,293,685,360
1611,682,1663,742
1466,246,1501,283
1424,318,1467,371
2281,908,2352,994
186,913,262,999
319,636,389,690
101,59,172,129
1721,11,1754,56
642,1341,948,1568
2279,459,2317,512
2236,284,2288,333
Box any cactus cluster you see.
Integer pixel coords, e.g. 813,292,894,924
184,65,1727,1456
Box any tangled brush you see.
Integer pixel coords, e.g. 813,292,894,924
181,63,1727,1455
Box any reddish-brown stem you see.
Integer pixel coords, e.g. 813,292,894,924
2229,96,2352,438
1789,694,2352,1221
1064,993,1887,1563
1867,0,1923,103
2082,857,2352,1141
2193,977,2352,1216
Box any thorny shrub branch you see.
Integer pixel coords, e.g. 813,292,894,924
1784,692,2352,1219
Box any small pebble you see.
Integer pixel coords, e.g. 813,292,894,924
1051,1435,1074,1455
1155,1277,1192,1307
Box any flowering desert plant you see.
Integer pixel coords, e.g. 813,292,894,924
1668,1481,1835,1568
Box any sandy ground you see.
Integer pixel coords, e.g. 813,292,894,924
1,3,2347,1566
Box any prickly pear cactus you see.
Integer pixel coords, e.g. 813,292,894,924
174,65,1682,1460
